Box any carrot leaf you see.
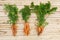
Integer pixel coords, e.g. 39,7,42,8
4,4,18,24
20,6,31,22
32,1,57,27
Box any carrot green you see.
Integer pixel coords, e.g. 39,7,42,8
30,1,57,27
4,4,18,24
20,6,31,22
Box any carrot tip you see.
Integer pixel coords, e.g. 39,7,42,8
37,32,42,36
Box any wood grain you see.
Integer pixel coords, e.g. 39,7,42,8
0,0,60,40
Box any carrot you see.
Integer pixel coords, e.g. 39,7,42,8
11,24,17,36
36,26,44,35
4,4,18,36
19,6,31,36
24,22,30,36
33,1,57,36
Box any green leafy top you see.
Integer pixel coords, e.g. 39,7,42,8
30,1,57,27
20,6,31,22
4,4,18,24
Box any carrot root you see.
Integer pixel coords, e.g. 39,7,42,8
36,26,44,36
24,22,30,36
11,24,17,36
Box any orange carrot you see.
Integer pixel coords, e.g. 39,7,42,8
11,24,17,36
23,22,30,36
36,26,44,35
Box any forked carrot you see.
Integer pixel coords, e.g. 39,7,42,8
36,26,44,35
33,1,57,36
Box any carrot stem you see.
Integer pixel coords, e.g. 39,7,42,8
11,24,17,36
24,22,30,36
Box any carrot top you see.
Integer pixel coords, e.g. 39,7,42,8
20,6,31,22
4,4,18,24
30,1,57,27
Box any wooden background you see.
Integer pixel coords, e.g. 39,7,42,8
0,0,60,40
